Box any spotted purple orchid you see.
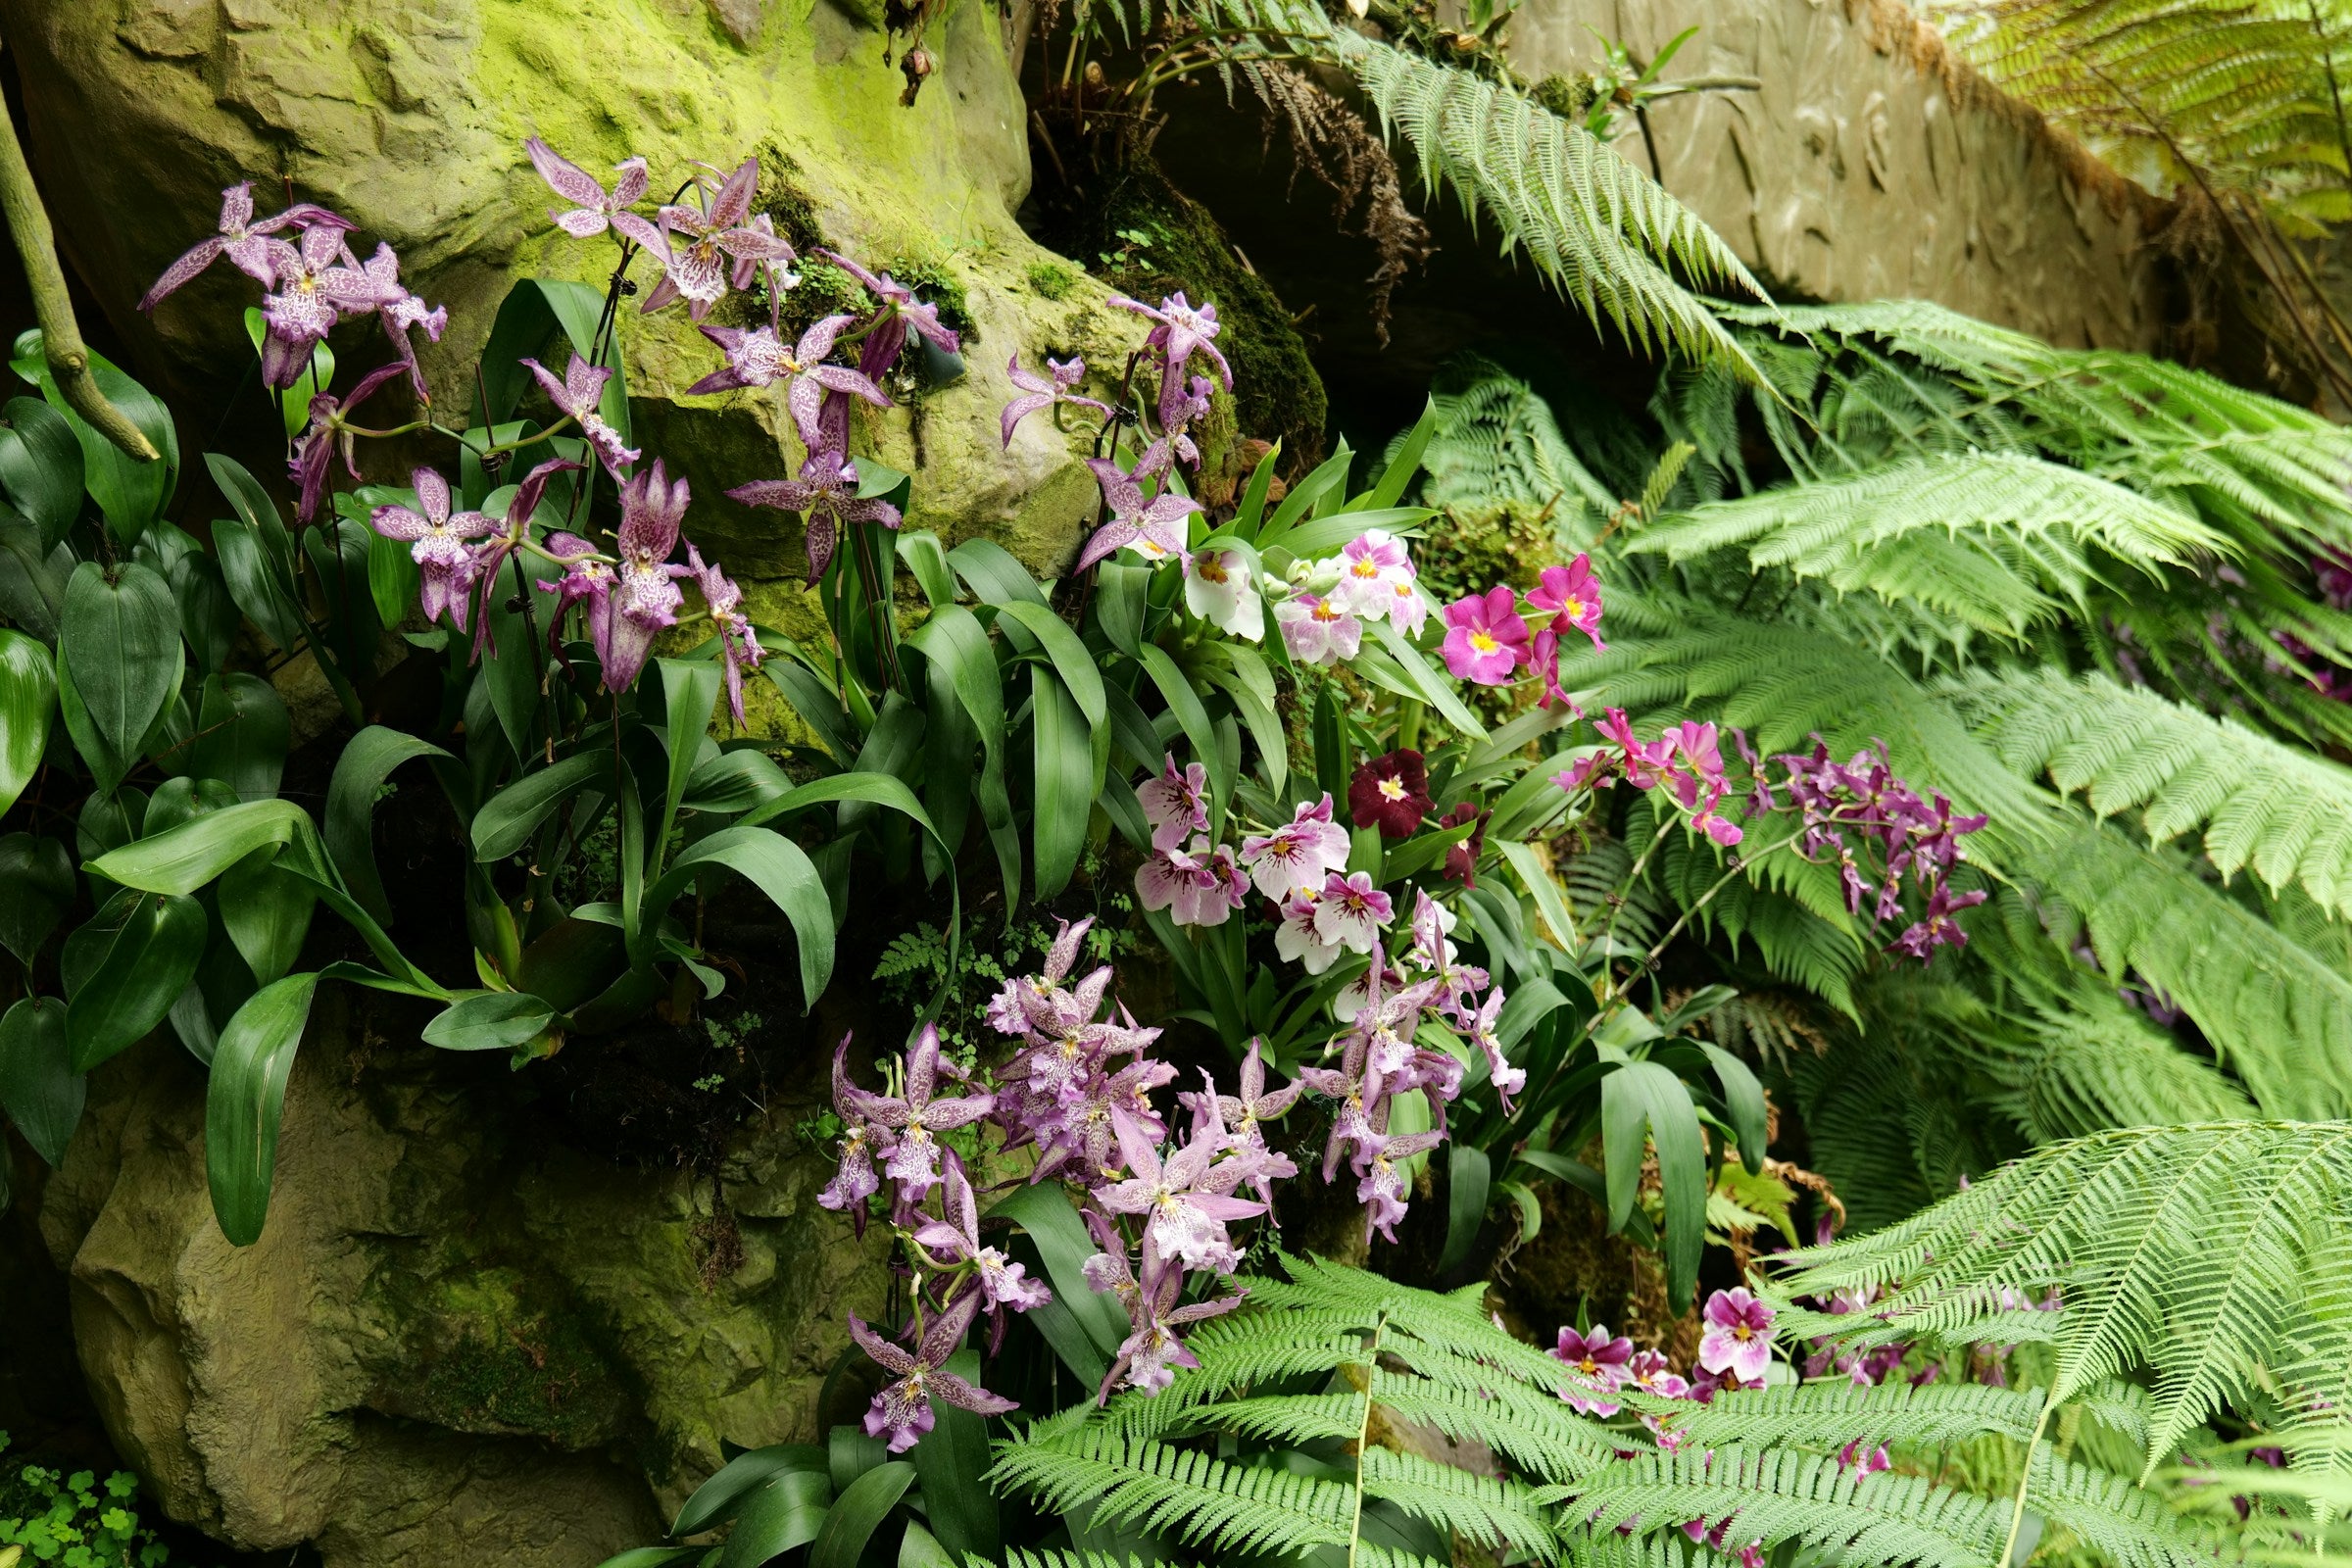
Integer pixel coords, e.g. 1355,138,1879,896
290,361,407,524
1001,354,1113,448
689,316,889,451
524,137,651,239
818,248,962,384
520,354,640,478
1095,1231,1248,1401
538,531,616,662
818,1036,895,1237
986,915,1113,1044
1355,1127,1445,1244
595,460,694,691
683,542,762,728
1075,456,1200,572
369,467,495,629
847,1289,1017,1452
728,448,903,584
138,182,353,313
851,1023,996,1202
1095,1112,1266,1274
1182,1045,1301,1210
1137,839,1250,928
911,1155,1052,1324
1110,292,1233,419
615,157,792,320
257,225,396,389
1698,1287,1776,1386
466,457,586,661
342,243,447,400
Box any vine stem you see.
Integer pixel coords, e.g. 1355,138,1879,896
2000,1392,2055,1568
1632,826,1808,973
1346,1310,1388,1568
1594,812,1680,999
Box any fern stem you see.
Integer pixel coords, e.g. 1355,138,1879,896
1999,1391,2056,1568
1634,825,1808,973
1597,813,1681,998
1347,1310,1389,1568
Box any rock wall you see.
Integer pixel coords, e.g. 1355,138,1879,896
1505,0,2177,351
34,996,883,1567
0,0,1127,603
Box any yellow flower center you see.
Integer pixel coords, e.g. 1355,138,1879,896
1198,555,1228,583
1734,1324,1752,1341
1563,596,1584,618
1351,559,1381,578
1470,630,1499,654
1312,600,1342,622
1379,777,1408,801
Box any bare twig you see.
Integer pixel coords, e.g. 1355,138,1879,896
0,42,158,462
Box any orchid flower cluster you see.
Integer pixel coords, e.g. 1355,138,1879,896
1742,737,1990,960
1554,710,1750,848
1437,555,1608,704
1274,528,1436,663
818,905,1531,1437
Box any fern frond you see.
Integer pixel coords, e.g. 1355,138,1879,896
987,1427,1356,1555
1627,453,2226,638
1774,1122,2352,1481
1358,1446,1557,1561
1962,988,2261,1140
1958,666,2352,916
1665,1377,2054,1450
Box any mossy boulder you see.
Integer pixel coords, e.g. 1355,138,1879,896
34,993,889,1568
0,0,1154,613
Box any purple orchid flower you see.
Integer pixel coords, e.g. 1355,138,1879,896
341,243,447,400
1182,1042,1301,1211
684,542,762,729
1031,1053,1175,1188
255,225,400,390
847,1289,1017,1452
1109,292,1233,415
1138,755,1210,854
524,137,650,238
817,248,962,381
369,467,496,629
138,182,353,313
1239,796,1350,901
1551,1324,1637,1416
289,361,408,525
1001,354,1113,448
616,157,792,320
1698,1287,1776,1386
598,459,693,691
1355,1127,1445,1244
520,354,640,478
986,915,1113,1044
465,458,585,661
911,1154,1052,1326
727,449,903,584
854,1023,997,1202
817,1036,897,1237
1096,1112,1266,1273
538,530,616,662
689,317,890,450
1090,1226,1248,1401
1075,456,1200,572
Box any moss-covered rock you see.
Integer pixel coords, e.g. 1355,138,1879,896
34,991,891,1568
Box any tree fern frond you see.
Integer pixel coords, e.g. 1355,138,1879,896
987,1427,1356,1555
1364,1362,1619,1478
1962,987,2261,1140
1410,353,1617,519
1957,666,2352,916
1358,1446,1557,1561
1773,1122,2352,1480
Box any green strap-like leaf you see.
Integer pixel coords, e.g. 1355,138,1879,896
421,991,558,1053
658,658,722,851
326,727,459,925
473,751,607,862
1031,667,1094,903
87,799,313,894
808,1461,915,1568
1600,1059,1707,1303
0,627,54,818
204,971,321,1246
64,891,207,1072
637,824,834,1007
911,1348,1001,1561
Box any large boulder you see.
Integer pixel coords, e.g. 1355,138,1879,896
35,993,888,1567
0,0,1128,598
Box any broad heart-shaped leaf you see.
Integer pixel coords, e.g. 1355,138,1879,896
0,626,54,816
60,560,179,761
635,824,834,1007
0,396,83,545
205,970,320,1246
808,1460,914,1568
53,638,122,798
18,332,179,543
909,1348,1000,1562
190,672,291,802
64,890,208,1071
420,991,556,1053
219,851,316,987
326,727,459,925
0,507,66,642
0,832,74,967
0,996,80,1166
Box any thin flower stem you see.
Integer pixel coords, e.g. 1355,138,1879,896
1633,826,1807,974
337,418,432,440
1595,811,1680,993
1344,1310,1388,1568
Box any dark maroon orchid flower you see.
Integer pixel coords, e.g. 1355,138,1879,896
1349,750,1432,839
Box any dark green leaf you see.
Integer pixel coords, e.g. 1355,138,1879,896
1030,667,1093,902
473,751,607,862
1600,1059,1707,1303
637,825,834,1007
88,799,315,895
0,626,53,816
0,397,82,545
896,530,956,609
0,832,74,967
660,659,722,848
204,454,292,582
0,997,79,1166
211,513,307,654
910,1348,999,1562
985,1183,1129,1360
477,279,630,447
1439,1142,1492,1276
65,891,207,1071
681,749,791,814
60,560,179,760
946,538,1048,607
219,851,316,987
808,1461,914,1568
26,340,177,542
1697,1041,1769,1172
170,553,239,676
828,1426,889,1495
673,1444,826,1538
204,971,320,1246
897,1521,953,1568
326,727,458,925
143,774,242,838
421,990,557,1053
188,672,290,802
